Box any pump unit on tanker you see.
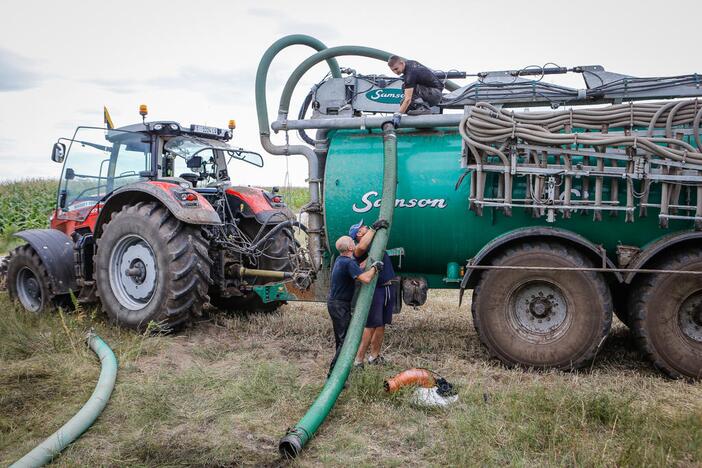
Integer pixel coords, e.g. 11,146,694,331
255,35,702,381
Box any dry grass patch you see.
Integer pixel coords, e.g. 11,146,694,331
1,290,701,466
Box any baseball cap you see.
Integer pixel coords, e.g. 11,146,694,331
348,220,364,240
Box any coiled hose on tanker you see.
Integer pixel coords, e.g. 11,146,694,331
11,332,117,468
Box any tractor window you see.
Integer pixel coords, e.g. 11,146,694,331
58,127,150,220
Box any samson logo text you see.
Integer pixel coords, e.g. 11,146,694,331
365,88,404,104
352,191,447,213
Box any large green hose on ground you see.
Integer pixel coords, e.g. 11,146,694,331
11,333,117,468
278,122,398,458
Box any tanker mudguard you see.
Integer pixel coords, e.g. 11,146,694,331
460,227,623,291
95,181,221,236
13,229,77,294
623,230,702,284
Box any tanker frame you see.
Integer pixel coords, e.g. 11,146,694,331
256,36,702,380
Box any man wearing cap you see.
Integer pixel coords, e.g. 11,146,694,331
348,219,395,366
327,235,383,377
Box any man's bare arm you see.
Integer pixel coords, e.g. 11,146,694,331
353,229,375,258
356,268,376,284
399,87,414,114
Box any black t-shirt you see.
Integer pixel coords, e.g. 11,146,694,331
403,60,443,91
328,255,364,302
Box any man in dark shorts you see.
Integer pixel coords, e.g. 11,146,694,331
348,219,396,366
327,235,383,377
388,55,444,115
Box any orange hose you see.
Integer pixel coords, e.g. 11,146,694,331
384,368,435,393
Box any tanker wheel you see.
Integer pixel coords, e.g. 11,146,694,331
210,292,283,314
95,201,212,331
629,247,702,379
471,241,612,370
6,245,68,313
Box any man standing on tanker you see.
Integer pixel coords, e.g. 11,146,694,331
326,235,383,377
349,219,395,366
388,55,444,116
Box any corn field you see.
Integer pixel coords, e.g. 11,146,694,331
0,179,57,239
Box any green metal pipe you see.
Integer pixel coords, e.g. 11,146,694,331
255,34,341,137
11,332,117,468
278,122,398,458
276,45,461,116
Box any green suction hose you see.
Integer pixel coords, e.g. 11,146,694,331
255,34,341,137
11,332,117,468
278,122,398,458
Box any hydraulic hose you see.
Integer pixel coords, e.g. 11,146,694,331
11,333,117,468
278,122,398,459
246,219,307,253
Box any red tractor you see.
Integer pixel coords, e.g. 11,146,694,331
2,110,313,330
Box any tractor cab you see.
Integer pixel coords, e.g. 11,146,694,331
50,114,265,235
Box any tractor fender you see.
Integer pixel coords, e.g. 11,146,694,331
13,229,77,294
623,230,702,284
460,227,622,292
226,186,296,223
94,181,221,237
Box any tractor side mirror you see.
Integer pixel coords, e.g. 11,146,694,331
51,142,66,163
186,155,203,169
65,168,75,180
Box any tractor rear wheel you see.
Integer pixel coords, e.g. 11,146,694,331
472,241,612,370
95,202,212,331
629,248,702,379
6,245,66,313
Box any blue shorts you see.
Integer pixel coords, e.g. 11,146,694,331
366,284,396,328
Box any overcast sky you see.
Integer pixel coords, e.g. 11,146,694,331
0,0,700,186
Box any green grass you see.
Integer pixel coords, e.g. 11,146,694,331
1,291,701,466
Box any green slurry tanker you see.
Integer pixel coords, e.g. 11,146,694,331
255,35,702,386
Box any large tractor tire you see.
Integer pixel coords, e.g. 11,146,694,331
472,241,612,370
95,202,212,331
6,245,69,313
629,247,702,379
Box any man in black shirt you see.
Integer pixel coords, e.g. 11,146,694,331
388,55,444,115
327,235,382,377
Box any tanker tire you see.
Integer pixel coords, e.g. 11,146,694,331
629,247,702,379
95,202,212,331
6,244,69,313
472,241,612,370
